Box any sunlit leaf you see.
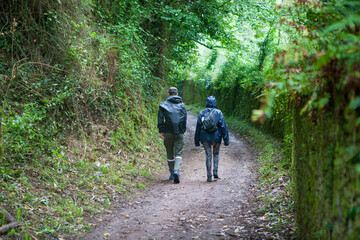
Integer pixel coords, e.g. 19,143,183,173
356,164,360,174
318,96,329,109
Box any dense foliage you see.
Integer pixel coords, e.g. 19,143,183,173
0,0,162,237
259,0,360,129
187,0,291,138
0,0,236,238
185,0,360,239
270,1,360,238
1,0,359,238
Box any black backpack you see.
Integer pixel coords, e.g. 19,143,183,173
202,109,217,133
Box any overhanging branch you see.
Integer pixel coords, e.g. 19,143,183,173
194,40,226,49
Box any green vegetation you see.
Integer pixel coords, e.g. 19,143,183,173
228,116,295,234
0,0,239,238
0,0,166,238
184,0,360,239
1,0,359,239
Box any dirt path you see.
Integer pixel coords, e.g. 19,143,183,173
79,112,264,240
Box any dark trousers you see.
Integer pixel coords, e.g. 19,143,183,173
203,142,220,176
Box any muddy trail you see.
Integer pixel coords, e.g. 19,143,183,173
79,112,271,240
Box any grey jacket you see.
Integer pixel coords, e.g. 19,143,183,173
158,96,187,134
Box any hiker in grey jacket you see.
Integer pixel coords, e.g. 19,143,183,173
158,87,187,183
195,96,229,182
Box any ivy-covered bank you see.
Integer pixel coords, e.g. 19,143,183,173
0,1,164,238
292,108,360,239
273,1,360,238
183,76,360,239
183,1,360,239
0,0,235,238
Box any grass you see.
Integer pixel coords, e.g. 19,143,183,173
0,125,166,239
226,115,292,179
226,115,297,237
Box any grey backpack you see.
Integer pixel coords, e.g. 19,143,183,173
202,109,217,133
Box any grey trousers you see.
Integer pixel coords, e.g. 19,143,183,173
203,142,220,176
164,133,184,173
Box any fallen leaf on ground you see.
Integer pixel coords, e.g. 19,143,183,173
254,225,266,229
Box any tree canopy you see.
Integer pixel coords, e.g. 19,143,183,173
1,0,360,238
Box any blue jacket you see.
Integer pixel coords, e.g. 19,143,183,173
158,95,187,134
195,96,229,146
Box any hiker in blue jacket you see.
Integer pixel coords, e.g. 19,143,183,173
158,87,187,183
195,96,229,182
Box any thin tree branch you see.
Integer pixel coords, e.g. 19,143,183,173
193,40,226,49
0,206,20,234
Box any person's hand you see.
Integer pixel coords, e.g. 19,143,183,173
160,133,165,140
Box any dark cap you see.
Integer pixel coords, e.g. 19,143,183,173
168,87,178,95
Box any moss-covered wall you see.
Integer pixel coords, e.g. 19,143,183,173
293,108,360,239
183,78,360,239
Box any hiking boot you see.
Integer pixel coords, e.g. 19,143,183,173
207,174,212,182
169,174,174,180
213,171,219,179
173,170,180,184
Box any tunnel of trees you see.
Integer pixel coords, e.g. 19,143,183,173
0,0,359,239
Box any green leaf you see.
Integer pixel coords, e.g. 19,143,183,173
356,117,360,126
356,164,360,174
315,52,332,69
350,97,360,110
318,96,329,109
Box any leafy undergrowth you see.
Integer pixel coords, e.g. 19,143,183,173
227,116,298,239
0,124,165,239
